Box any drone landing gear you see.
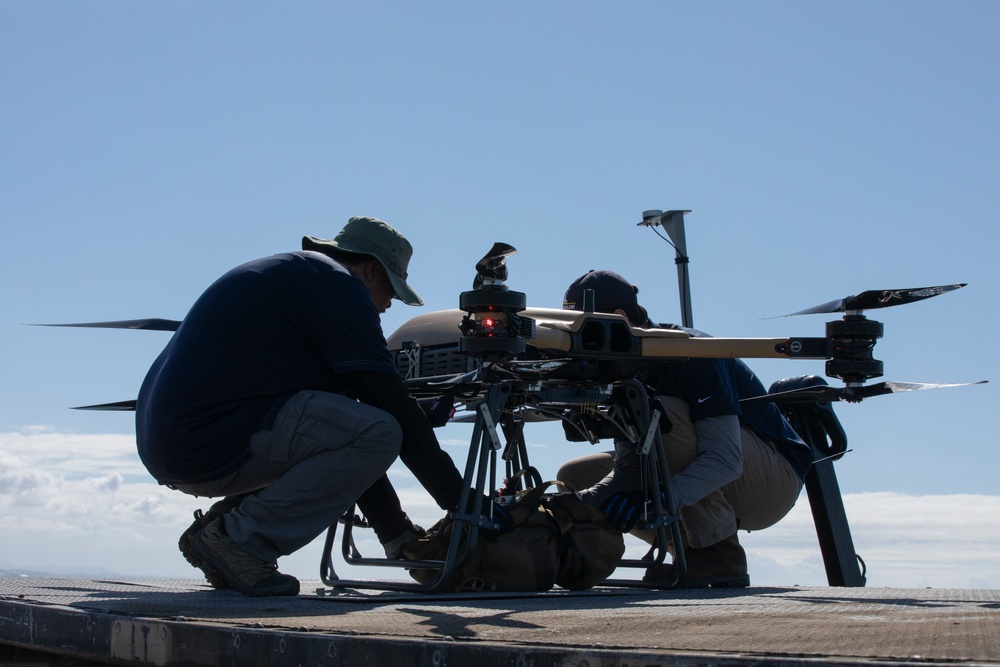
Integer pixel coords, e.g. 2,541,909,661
320,382,513,593
319,379,689,592
771,376,867,587
599,379,688,589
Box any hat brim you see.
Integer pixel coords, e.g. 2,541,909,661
380,265,423,307
302,236,424,306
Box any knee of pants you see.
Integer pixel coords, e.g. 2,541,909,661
363,414,404,462
557,452,614,491
557,460,585,488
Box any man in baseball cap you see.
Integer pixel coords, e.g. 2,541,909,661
563,269,652,328
559,269,812,589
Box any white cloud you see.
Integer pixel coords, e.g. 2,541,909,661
740,492,1000,589
2,430,998,589
0,454,63,505
0,430,148,479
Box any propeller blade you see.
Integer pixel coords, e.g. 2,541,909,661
72,400,137,411
31,318,181,331
743,379,987,404
844,379,989,402
770,284,966,318
868,380,989,395
742,384,845,404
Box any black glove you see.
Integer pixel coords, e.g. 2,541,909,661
600,490,644,532
417,393,456,428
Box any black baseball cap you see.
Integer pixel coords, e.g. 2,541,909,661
563,270,639,313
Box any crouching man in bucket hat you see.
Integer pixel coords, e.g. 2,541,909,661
135,216,465,596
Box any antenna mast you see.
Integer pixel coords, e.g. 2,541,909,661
639,209,693,328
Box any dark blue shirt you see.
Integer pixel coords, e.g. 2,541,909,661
646,357,814,480
135,251,398,484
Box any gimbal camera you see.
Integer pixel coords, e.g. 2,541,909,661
458,242,533,361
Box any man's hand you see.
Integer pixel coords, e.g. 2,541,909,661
381,520,426,559
417,394,456,428
599,490,644,532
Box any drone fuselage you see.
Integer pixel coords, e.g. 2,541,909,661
386,307,829,384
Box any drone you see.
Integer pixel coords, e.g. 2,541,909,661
47,208,982,409
39,210,986,590
55,249,981,410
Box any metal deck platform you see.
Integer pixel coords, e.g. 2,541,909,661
2,578,998,666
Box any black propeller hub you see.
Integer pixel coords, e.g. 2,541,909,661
824,315,884,385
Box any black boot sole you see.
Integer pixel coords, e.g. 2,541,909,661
190,523,300,597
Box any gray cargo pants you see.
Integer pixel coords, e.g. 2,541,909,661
173,390,402,564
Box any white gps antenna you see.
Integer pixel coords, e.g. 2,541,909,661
639,209,693,328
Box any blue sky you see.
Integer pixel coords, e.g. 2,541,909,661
2,2,997,588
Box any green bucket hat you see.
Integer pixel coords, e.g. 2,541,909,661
303,216,423,306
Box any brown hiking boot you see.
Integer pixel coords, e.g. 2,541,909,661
178,494,258,589
643,533,750,588
191,518,300,597
179,508,232,589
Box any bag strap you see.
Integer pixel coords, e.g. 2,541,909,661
500,466,545,494
547,479,578,494
499,480,565,510
504,481,549,510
